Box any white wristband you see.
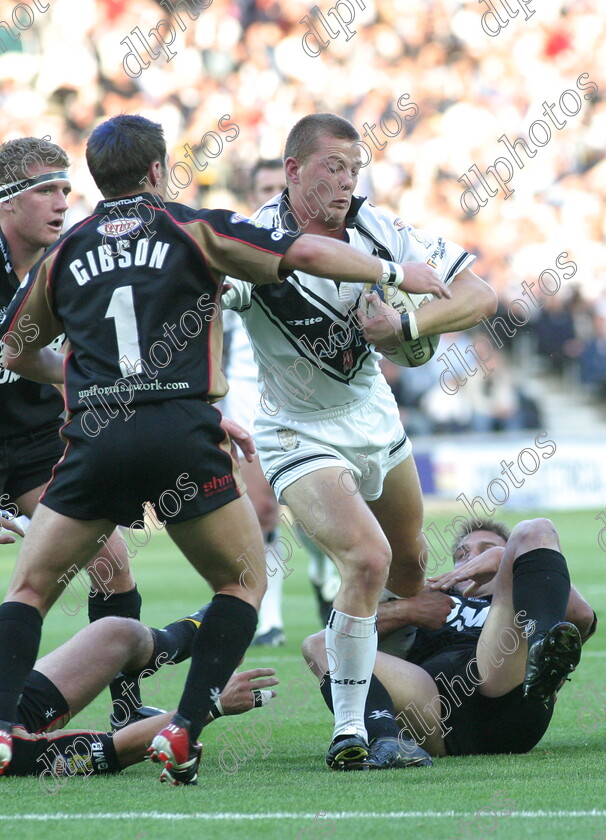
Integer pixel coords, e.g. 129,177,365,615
408,311,419,340
378,259,404,287
208,697,224,720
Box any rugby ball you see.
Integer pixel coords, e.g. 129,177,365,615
363,283,440,367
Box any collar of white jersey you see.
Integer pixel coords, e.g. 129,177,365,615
277,189,367,229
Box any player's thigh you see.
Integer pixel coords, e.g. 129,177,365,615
239,456,278,534
166,494,266,605
13,482,48,520
373,651,447,756
5,504,115,614
367,455,425,594
282,465,391,579
475,593,528,697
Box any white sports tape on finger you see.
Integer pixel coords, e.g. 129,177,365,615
252,689,273,707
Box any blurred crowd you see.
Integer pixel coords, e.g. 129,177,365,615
2,0,606,421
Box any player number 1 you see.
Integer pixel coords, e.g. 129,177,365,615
105,285,144,377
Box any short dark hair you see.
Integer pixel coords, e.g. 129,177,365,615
0,137,69,186
86,115,166,198
250,158,283,191
284,114,360,162
450,518,511,559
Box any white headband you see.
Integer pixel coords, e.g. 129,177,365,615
0,170,70,204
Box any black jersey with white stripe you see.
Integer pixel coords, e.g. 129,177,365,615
0,229,64,438
407,593,492,665
3,195,300,415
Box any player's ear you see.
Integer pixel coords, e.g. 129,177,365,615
147,159,164,188
284,156,300,184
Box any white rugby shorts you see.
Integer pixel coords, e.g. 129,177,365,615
254,376,412,503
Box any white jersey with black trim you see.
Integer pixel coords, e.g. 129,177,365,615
224,192,476,415
223,310,258,386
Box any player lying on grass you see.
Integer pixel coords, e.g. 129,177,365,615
3,604,277,785
303,517,596,765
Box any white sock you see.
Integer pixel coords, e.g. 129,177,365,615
256,535,284,635
325,609,377,741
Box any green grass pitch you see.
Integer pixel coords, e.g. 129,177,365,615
0,507,604,840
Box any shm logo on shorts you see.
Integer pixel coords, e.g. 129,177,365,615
276,429,300,452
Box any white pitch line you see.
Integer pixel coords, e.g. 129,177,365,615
0,811,604,821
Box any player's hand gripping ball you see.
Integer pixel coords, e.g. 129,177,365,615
361,284,440,367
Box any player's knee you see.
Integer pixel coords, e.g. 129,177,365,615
509,517,558,556
345,543,391,587
97,615,144,645
301,631,325,671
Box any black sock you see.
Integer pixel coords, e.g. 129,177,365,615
320,672,400,741
0,602,43,724
110,605,210,726
88,587,143,713
177,594,257,740
88,586,142,623
513,548,571,639
129,608,208,679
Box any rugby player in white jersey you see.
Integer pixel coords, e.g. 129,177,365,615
223,160,339,646
224,113,497,769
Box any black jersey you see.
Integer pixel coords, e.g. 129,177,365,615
3,194,300,415
407,593,492,666
0,229,64,438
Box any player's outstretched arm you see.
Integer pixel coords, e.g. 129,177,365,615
281,235,450,296
113,668,278,769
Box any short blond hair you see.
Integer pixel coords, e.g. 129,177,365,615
0,137,69,185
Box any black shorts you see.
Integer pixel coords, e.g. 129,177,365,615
0,421,65,508
420,646,555,756
17,670,72,734
8,726,120,781
41,399,243,526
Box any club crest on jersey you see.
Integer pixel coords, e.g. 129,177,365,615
276,428,300,452
96,218,144,237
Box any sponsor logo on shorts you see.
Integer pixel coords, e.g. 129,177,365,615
53,753,93,776
96,218,144,237
203,473,235,497
276,429,300,452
